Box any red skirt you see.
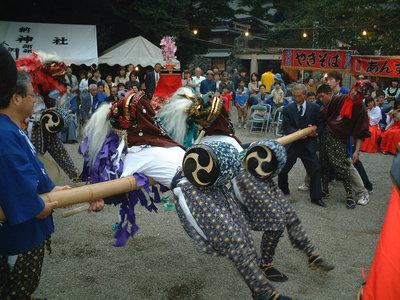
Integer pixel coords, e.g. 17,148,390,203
361,124,381,153
381,121,400,155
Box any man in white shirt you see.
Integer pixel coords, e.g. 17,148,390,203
64,66,78,93
145,63,162,99
191,67,205,93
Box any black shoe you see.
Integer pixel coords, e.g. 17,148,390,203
346,198,356,209
281,190,290,196
308,255,335,272
311,199,326,207
260,264,288,282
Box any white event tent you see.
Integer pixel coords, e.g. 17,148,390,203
98,36,180,68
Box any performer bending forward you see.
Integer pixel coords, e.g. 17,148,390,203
81,90,285,299
159,87,334,283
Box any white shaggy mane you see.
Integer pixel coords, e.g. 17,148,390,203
157,87,195,145
83,103,112,167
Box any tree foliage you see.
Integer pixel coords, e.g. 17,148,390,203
1,0,234,67
270,0,400,55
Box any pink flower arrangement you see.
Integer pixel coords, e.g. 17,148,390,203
160,36,177,67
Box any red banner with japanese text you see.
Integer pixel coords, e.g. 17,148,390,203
281,48,353,71
350,55,400,78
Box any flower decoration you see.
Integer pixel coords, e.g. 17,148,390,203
160,36,177,67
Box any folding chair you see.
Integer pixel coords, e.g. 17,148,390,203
248,104,272,133
270,106,284,135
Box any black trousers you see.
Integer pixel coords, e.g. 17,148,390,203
354,160,373,191
278,143,322,201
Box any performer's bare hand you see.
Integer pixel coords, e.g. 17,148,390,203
88,199,105,212
352,150,359,164
52,185,71,192
36,201,59,219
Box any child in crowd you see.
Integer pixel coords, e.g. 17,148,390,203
271,81,284,109
307,91,317,103
235,86,248,129
94,83,107,111
132,85,139,93
117,83,126,92
221,86,233,112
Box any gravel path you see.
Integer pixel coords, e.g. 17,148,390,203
35,121,394,300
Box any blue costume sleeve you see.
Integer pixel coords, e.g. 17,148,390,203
0,154,49,226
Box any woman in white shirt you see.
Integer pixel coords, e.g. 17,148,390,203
248,73,261,96
360,97,381,153
114,67,129,86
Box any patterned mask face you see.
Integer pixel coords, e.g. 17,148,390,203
183,141,241,187
244,139,287,179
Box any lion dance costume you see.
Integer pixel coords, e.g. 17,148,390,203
80,89,300,299
159,87,334,284
16,52,79,180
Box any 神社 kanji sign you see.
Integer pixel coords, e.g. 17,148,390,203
0,21,98,65
282,48,353,71
351,55,400,78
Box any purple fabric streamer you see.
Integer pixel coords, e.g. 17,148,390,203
78,133,167,247
113,173,164,247
79,132,124,183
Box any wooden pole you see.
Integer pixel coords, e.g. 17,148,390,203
276,125,317,145
0,176,156,222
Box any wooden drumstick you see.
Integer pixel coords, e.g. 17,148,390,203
62,204,90,218
0,176,156,222
194,130,206,144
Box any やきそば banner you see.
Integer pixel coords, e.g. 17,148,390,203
282,49,353,71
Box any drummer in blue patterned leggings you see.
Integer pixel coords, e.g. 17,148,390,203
234,139,334,282
177,141,288,300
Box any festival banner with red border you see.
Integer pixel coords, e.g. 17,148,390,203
281,48,353,72
351,55,400,78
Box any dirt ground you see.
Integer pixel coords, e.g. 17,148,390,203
35,123,395,300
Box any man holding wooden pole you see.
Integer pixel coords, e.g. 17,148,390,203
0,45,103,299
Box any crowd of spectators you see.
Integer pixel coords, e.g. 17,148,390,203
62,64,400,152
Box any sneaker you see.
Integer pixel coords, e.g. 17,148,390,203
308,254,335,272
357,193,370,206
298,183,310,191
238,124,242,129
243,124,247,129
260,263,288,282
346,198,356,209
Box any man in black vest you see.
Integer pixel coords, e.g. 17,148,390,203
278,84,325,207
